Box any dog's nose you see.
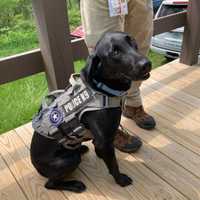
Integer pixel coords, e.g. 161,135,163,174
137,58,152,73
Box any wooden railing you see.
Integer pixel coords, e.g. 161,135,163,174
0,39,88,86
0,0,199,90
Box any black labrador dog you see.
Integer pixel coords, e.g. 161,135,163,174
30,32,152,193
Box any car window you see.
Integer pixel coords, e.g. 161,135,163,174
157,5,187,17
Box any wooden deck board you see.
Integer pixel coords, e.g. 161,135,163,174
17,124,186,200
1,60,200,200
0,131,69,200
15,125,110,200
140,85,200,155
130,142,200,200
0,154,27,200
150,60,200,98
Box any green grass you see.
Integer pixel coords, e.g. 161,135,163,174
0,29,38,57
0,73,47,133
149,50,168,68
0,1,81,58
0,60,84,134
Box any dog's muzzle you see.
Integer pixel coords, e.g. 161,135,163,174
128,58,152,81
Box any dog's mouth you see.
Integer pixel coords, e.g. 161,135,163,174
130,72,151,81
140,72,150,80
121,71,151,81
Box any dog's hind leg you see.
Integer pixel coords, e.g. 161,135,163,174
45,179,86,193
43,152,86,192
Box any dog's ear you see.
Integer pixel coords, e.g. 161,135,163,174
125,35,138,50
84,53,102,82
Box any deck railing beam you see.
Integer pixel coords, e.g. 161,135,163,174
32,0,74,91
180,0,200,65
153,11,187,36
0,39,88,85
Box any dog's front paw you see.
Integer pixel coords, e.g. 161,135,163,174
115,173,133,187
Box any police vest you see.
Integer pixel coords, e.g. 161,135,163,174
32,74,126,149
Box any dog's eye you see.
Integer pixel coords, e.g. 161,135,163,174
112,46,120,56
125,35,138,50
133,43,138,50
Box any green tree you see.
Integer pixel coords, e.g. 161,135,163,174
0,0,33,33
0,0,17,31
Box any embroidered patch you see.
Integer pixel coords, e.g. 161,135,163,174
63,89,93,115
49,108,63,126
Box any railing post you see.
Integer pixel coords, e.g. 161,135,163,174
32,0,74,91
180,0,200,65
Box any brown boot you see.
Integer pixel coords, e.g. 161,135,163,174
114,127,142,153
123,105,156,130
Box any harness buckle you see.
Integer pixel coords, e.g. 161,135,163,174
102,95,109,107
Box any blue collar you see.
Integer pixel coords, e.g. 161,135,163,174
92,79,127,97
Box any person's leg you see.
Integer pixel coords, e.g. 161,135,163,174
80,0,142,152
80,0,123,52
123,0,156,129
125,0,153,55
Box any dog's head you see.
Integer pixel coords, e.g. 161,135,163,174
84,32,152,83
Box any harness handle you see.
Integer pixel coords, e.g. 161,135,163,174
42,90,65,109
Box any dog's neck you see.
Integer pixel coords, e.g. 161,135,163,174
81,65,132,97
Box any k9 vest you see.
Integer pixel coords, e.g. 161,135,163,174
32,74,125,150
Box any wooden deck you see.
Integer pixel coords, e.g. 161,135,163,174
1,60,200,200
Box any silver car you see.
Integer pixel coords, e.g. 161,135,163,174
151,0,188,60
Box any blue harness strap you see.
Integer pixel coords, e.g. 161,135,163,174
92,79,127,97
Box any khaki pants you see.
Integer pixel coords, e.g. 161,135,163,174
81,0,153,107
